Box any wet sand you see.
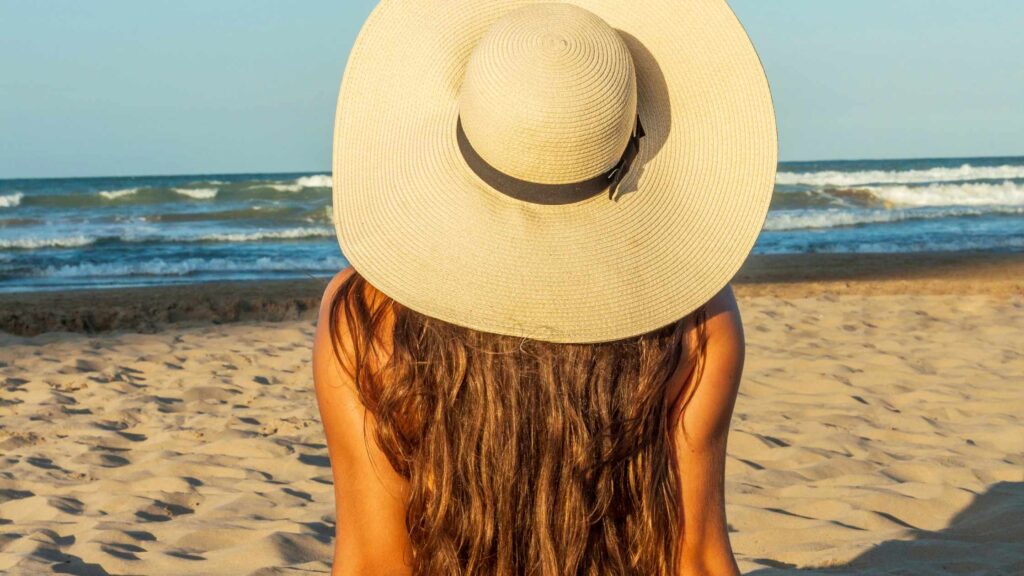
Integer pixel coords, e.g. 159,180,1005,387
1,252,1020,337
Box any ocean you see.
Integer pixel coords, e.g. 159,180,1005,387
1,156,1022,293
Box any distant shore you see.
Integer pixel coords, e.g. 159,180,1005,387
1,251,1021,336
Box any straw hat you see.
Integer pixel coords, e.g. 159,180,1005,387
332,0,776,343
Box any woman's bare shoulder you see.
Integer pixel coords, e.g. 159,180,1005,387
311,265,400,490
678,283,746,446
313,267,358,389
311,266,369,453
311,267,413,572
674,285,745,575
318,267,357,322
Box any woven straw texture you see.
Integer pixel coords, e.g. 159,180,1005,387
332,0,777,343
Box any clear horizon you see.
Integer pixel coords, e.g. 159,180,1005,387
2,0,1021,179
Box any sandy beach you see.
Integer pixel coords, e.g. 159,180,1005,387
0,253,1021,575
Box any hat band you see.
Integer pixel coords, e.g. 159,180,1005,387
456,115,646,204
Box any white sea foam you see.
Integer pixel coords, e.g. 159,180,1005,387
269,174,333,192
118,225,331,242
0,226,333,250
861,181,1024,208
757,236,1024,255
764,205,1024,231
99,226,333,244
296,175,332,188
98,188,139,200
0,192,24,208
0,235,96,249
174,187,219,200
195,227,334,242
776,164,1024,187
41,256,344,278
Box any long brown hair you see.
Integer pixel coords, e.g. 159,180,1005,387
327,270,707,575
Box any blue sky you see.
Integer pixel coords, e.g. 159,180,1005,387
1,0,1021,178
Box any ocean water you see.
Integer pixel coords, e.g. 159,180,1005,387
1,157,1022,293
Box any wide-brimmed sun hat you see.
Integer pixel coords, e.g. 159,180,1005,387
332,0,776,344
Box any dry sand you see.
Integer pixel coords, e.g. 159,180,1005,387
0,254,1021,574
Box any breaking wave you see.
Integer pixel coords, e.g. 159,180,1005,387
756,235,1024,255
40,256,344,278
776,164,1024,187
765,205,1024,231
0,227,333,250
0,235,96,249
98,188,140,200
792,181,1024,210
268,174,333,192
857,181,1024,208
0,192,24,208
173,187,219,200
194,227,333,242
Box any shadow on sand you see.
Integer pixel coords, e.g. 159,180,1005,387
746,481,1024,575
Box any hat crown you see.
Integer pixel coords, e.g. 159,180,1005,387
459,3,638,186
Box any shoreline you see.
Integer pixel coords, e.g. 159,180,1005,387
1,251,1021,336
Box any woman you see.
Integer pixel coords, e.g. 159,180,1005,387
314,1,776,574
